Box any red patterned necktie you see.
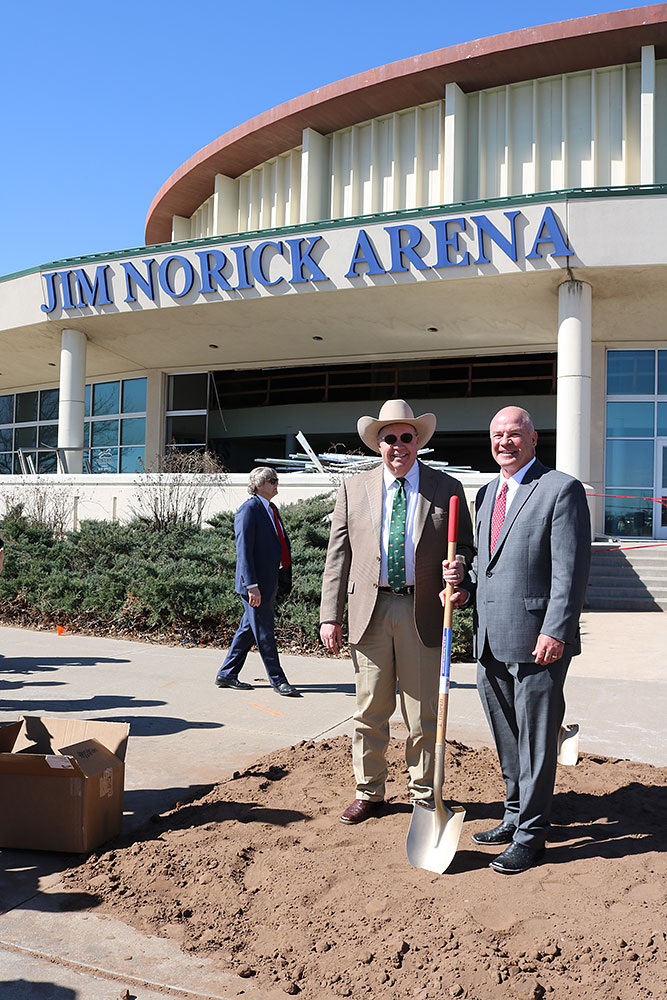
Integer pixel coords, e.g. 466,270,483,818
269,502,291,568
490,482,508,555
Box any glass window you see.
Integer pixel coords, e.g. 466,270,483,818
605,439,654,488
0,454,12,474
15,391,38,423
658,403,667,437
15,425,37,449
167,373,208,411
0,428,12,451
121,378,147,413
658,351,667,396
83,423,90,448
39,424,58,448
85,384,91,417
92,381,120,416
91,420,119,447
165,414,207,445
0,395,14,424
606,402,654,438
14,452,36,473
120,447,144,473
38,452,58,473
120,417,145,446
91,448,118,473
607,350,655,395
604,490,653,537
39,388,59,421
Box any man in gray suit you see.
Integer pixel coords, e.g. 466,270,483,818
320,399,474,826
447,405,590,874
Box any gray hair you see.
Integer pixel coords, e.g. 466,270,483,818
248,466,277,495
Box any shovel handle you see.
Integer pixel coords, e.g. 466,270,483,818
436,495,459,747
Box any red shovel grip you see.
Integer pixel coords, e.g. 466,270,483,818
448,494,459,544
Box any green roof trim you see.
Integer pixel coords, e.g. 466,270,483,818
3,184,667,283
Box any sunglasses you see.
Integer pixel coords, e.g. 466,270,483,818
267,478,279,484
380,433,415,445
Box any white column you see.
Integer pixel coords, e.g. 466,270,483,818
213,173,240,235
640,45,655,185
57,328,87,475
557,280,592,482
300,128,330,223
444,82,467,203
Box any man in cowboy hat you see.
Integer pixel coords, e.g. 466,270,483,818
320,399,474,825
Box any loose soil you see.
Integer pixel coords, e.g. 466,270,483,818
63,736,666,1000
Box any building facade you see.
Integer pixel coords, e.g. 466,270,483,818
1,6,667,538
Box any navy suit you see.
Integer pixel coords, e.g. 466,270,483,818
218,496,291,686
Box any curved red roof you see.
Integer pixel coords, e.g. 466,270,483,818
145,5,667,244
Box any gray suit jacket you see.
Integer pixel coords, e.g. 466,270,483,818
320,461,474,648
471,459,591,663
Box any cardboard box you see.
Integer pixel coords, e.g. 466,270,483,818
0,716,130,853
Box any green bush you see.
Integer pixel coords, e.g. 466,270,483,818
0,494,473,658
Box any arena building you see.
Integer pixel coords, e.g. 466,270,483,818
1,5,667,539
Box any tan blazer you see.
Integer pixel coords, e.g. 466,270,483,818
320,462,474,647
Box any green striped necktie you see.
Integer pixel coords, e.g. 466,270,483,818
387,477,407,591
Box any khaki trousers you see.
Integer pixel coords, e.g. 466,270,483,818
350,591,440,803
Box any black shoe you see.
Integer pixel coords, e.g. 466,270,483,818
274,682,299,697
489,842,545,875
215,676,253,690
471,821,517,846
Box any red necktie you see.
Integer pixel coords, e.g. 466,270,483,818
490,482,508,555
269,502,291,568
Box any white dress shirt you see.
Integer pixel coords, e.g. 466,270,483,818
379,461,420,587
496,456,537,512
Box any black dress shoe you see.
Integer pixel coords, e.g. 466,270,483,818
471,821,517,846
489,842,545,874
215,676,253,690
274,681,299,697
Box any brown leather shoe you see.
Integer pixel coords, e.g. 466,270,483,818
339,798,383,825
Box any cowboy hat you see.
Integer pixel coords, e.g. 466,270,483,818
357,399,437,454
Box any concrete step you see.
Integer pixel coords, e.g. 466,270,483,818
587,586,667,600
585,595,666,611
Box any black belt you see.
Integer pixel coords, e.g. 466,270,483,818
378,586,414,596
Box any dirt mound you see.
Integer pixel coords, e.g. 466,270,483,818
63,736,666,1000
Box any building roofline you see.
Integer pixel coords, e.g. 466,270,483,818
144,5,667,244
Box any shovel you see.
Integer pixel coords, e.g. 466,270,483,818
406,494,466,873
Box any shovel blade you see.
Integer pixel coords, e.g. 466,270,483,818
558,723,580,766
406,800,466,874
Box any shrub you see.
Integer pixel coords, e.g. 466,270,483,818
0,494,473,658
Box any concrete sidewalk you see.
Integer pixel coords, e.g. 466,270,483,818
0,612,664,998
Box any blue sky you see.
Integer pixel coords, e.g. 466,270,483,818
1,1,635,276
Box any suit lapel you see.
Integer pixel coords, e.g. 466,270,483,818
364,466,384,548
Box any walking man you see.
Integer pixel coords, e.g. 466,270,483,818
446,406,590,873
320,399,474,824
216,467,298,696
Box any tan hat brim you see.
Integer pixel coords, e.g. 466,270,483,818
357,413,437,454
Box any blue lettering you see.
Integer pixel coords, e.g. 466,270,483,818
430,218,471,268
385,224,430,273
72,266,112,307
345,229,386,278
232,245,253,289
285,237,328,283
122,259,156,303
196,250,232,292
60,271,76,310
526,206,572,259
251,241,286,288
158,255,195,298
41,272,59,314
471,211,520,264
